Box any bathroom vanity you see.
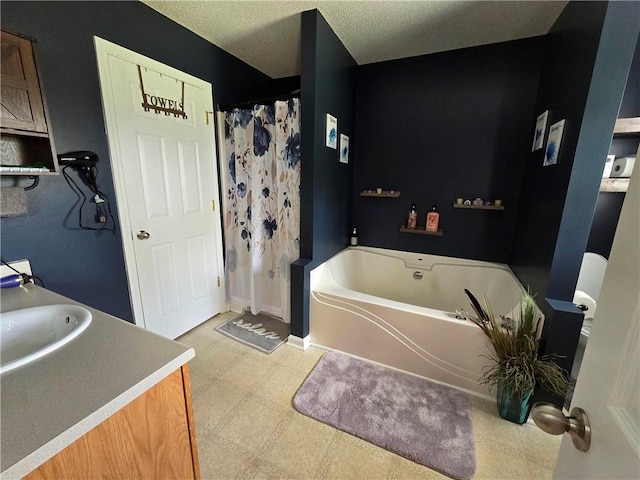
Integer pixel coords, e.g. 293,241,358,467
0,284,199,479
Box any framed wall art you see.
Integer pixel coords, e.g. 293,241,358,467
326,114,337,149
340,134,349,163
532,110,548,152
543,119,565,166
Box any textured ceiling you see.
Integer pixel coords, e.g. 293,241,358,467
142,1,568,79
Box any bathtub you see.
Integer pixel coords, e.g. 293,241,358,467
309,246,526,398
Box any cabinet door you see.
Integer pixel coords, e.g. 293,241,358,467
0,31,48,133
25,366,200,479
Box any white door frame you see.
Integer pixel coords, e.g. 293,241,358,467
94,36,224,327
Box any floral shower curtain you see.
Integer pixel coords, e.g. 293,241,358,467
220,99,301,323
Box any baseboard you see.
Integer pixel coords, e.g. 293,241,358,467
287,334,310,351
228,304,244,314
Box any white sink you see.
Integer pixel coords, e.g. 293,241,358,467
1,304,92,375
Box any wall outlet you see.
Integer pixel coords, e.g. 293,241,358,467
1,260,32,277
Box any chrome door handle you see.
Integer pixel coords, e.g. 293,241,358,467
531,402,591,452
136,230,150,240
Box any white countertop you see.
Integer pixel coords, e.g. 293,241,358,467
0,284,195,478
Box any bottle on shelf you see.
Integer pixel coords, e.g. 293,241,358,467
407,203,417,229
350,227,359,246
425,205,440,232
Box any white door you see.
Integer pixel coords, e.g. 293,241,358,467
95,37,225,339
553,150,639,479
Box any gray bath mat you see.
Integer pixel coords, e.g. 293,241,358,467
293,352,476,480
215,311,288,354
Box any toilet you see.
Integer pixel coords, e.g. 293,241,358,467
570,252,608,380
573,252,608,336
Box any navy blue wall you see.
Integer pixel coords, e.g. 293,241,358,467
509,1,638,404
586,193,626,257
270,75,301,96
352,38,544,263
0,1,273,321
291,10,357,338
618,36,640,120
510,2,606,301
587,38,640,259
343,0,637,406
308,18,356,262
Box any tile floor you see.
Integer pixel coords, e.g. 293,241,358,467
177,312,561,480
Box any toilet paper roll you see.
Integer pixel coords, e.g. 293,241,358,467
610,156,635,178
602,154,615,178
573,290,597,320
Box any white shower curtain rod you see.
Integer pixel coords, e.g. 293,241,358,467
217,90,300,112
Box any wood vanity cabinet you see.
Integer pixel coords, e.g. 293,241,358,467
0,30,59,174
24,366,201,480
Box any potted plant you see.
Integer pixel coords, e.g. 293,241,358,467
464,289,568,424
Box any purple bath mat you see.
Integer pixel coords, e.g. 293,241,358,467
292,352,476,480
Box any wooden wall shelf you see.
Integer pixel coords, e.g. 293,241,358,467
600,178,629,193
453,203,505,211
0,133,57,176
361,190,400,198
400,226,443,236
613,117,640,136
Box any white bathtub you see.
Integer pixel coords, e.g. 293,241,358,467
309,246,525,398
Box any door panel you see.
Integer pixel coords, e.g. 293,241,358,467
151,243,181,317
178,141,203,215
175,101,197,128
186,235,209,300
137,133,170,218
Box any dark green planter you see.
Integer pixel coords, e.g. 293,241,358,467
497,382,535,424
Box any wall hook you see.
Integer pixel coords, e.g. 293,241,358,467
24,176,39,191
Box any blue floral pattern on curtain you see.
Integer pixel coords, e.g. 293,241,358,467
221,99,301,323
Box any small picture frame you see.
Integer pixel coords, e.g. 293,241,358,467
544,119,565,166
532,110,548,152
339,134,349,163
326,114,337,149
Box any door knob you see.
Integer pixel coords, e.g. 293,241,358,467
531,402,591,452
136,230,150,240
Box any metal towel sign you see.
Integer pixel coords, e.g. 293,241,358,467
137,65,188,119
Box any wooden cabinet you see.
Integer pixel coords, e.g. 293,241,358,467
1,31,47,133
1,30,58,175
24,366,201,479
